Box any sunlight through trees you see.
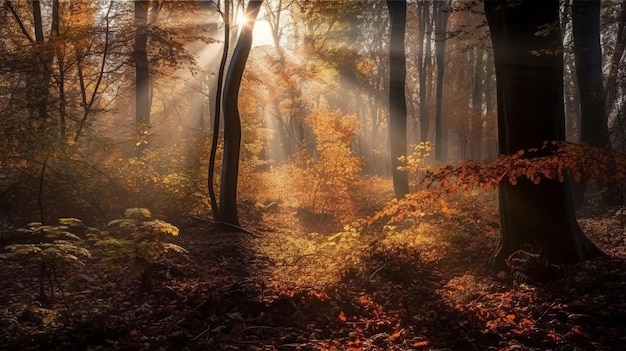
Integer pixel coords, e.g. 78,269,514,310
1,1,626,348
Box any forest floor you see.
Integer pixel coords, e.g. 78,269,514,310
1,186,626,351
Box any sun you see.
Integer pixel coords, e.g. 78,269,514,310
235,8,275,47
236,10,249,26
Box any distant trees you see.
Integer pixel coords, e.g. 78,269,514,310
484,0,605,268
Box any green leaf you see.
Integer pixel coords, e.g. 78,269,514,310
58,218,83,227
124,208,152,220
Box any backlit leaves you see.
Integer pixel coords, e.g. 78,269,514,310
102,209,186,283
290,108,363,220
372,141,626,224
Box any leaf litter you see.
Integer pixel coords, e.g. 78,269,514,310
0,190,625,350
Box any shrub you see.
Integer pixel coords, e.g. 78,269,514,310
94,208,187,289
290,108,363,222
1,219,92,307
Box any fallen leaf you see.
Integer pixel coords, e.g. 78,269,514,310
338,311,347,322
390,328,403,340
413,340,430,348
506,314,516,321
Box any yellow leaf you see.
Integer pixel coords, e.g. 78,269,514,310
42,311,55,325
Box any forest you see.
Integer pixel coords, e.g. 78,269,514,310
1,0,625,350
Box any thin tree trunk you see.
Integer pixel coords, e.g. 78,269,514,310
31,0,50,122
219,0,263,225
135,0,151,156
418,1,430,143
434,0,449,162
208,0,231,220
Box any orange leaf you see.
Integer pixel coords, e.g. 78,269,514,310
390,328,403,340
505,314,516,321
338,311,347,322
413,340,430,348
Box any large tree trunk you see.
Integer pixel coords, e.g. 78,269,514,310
387,0,410,199
484,0,605,270
219,0,263,226
135,0,151,156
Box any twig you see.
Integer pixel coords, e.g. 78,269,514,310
38,157,48,224
233,325,283,339
369,264,387,280
191,326,211,341
282,253,336,267
214,221,261,237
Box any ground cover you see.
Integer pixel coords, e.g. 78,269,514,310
1,189,625,351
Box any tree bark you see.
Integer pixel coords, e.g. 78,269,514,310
605,1,626,116
31,0,50,122
484,0,605,269
219,0,263,225
387,0,410,199
208,0,230,220
434,0,449,162
570,0,612,208
418,1,431,143
470,46,484,160
135,0,151,156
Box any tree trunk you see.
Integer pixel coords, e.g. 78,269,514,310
470,47,484,160
418,1,430,143
484,0,605,270
433,0,449,162
219,0,263,226
387,0,410,199
208,0,230,220
569,0,612,208
31,0,51,122
135,0,151,156
605,1,626,116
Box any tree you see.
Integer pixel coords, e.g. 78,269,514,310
570,0,614,209
484,0,605,269
387,0,410,199
208,0,231,220
433,0,450,162
134,0,150,156
219,0,264,226
416,1,431,144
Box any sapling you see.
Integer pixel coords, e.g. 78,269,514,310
96,208,187,290
0,219,92,307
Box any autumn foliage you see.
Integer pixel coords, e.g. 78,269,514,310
373,141,626,224
289,108,363,221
